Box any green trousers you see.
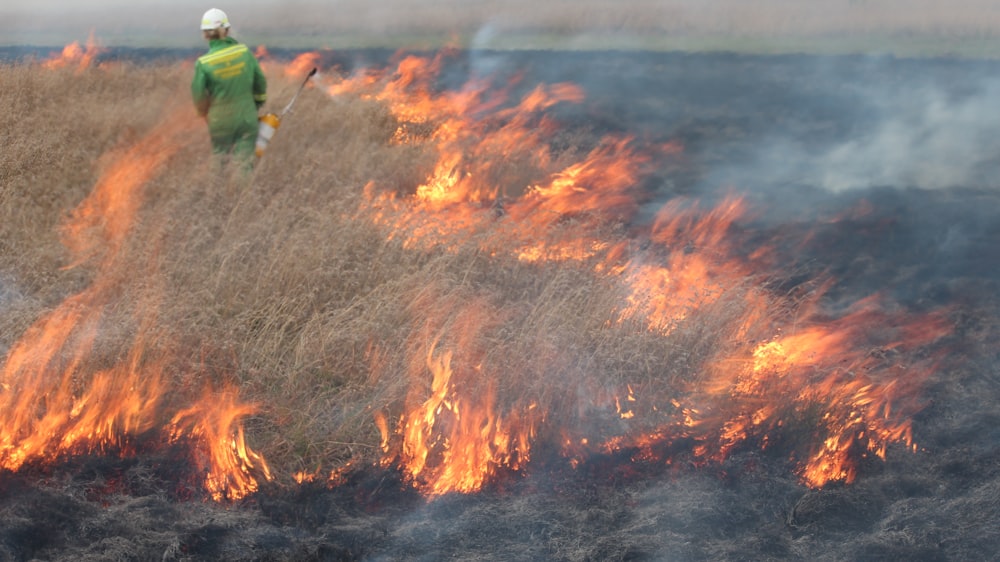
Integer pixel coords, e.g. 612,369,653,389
211,127,256,170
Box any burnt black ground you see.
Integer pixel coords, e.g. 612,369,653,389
3,47,1000,561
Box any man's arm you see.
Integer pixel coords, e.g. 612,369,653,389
251,57,267,110
191,62,211,118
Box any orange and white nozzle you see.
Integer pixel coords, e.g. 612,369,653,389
255,66,317,159
255,112,280,158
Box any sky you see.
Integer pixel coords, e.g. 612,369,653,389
4,1,1000,48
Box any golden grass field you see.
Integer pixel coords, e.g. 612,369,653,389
1,59,722,484
0,40,967,488
2,42,1000,561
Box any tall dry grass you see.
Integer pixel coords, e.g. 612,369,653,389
0,63,190,337
0,58,750,482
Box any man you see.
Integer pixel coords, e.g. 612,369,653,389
191,8,267,167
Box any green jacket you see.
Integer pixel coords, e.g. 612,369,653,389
191,37,267,141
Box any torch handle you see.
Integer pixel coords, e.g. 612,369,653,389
280,67,318,117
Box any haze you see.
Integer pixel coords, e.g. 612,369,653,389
5,1,1000,48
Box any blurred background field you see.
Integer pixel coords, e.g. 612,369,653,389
6,0,1000,57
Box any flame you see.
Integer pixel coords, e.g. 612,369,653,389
286,51,321,78
61,114,191,269
318,51,954,493
7,47,956,500
736,300,952,487
171,390,272,501
0,115,188,471
384,344,534,496
0,298,164,471
613,196,751,333
602,294,951,488
512,136,644,226
43,31,105,71
0,110,270,500
326,52,663,263
376,295,538,496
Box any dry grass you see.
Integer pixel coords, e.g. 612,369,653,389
0,59,750,482
0,63,189,337
3,49,999,562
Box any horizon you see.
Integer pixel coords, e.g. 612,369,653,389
5,1,1000,55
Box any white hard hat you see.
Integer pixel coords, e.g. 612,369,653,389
200,8,231,30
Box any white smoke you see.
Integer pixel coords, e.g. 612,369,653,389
819,84,1000,191
713,75,1000,193
817,82,1000,191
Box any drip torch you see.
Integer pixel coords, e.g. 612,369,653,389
255,67,318,158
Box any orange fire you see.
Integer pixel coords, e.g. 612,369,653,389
375,296,539,497
171,389,273,501
285,51,322,78
43,32,105,71
5,45,954,501
612,196,751,333
0,296,164,471
0,109,270,500
316,50,953,493
597,292,951,488
0,115,187,473
324,52,665,264
730,299,952,487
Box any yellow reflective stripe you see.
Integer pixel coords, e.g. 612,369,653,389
254,93,267,102
213,61,246,79
198,44,247,66
199,44,244,64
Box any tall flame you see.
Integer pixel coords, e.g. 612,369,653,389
376,295,538,496
0,108,270,500
318,50,953,493
0,296,164,471
0,114,186,471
